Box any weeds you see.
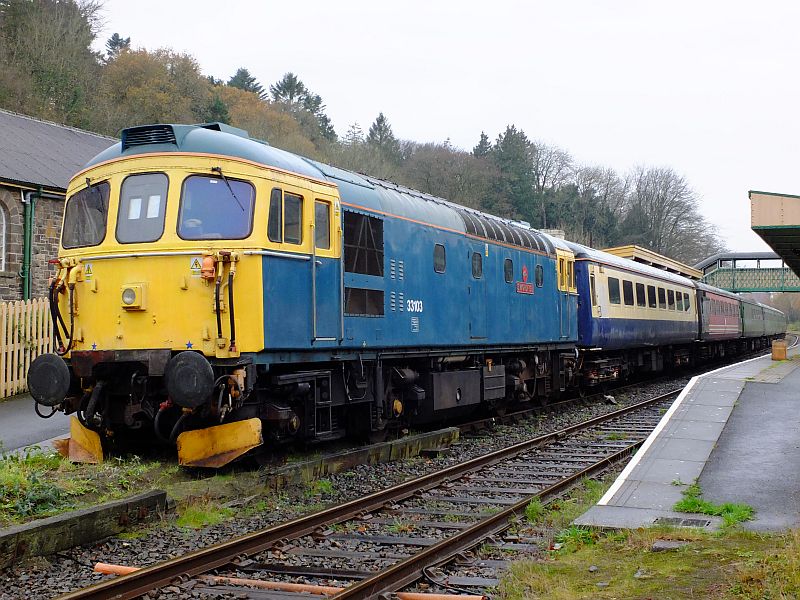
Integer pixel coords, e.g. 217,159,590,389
554,525,598,552
525,498,545,523
304,478,334,497
673,482,753,526
176,498,234,529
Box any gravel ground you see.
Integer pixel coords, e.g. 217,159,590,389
0,377,686,599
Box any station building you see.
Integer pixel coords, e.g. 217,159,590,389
0,109,115,300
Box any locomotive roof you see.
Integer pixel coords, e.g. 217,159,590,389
566,242,695,287
84,122,556,256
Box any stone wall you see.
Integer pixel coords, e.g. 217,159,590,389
0,184,64,301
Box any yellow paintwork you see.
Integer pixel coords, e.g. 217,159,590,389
555,248,577,294
54,416,104,463
55,153,341,357
176,417,263,467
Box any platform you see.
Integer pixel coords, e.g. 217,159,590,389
576,348,800,531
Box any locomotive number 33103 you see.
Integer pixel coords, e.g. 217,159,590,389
406,299,424,313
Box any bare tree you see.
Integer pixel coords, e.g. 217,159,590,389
530,141,573,228
620,166,726,264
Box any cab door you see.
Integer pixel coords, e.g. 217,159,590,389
555,249,577,339
312,198,342,343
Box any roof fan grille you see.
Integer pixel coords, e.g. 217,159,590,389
122,125,177,150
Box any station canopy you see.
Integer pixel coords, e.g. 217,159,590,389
602,245,702,280
750,190,800,278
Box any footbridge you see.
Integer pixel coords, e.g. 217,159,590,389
696,251,800,292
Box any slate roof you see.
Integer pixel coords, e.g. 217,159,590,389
0,109,116,192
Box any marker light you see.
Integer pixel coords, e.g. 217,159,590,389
122,288,136,305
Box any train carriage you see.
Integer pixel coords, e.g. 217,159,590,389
694,282,742,342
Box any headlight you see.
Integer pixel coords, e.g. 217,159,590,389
122,288,136,305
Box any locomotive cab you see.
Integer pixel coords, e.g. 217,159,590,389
28,123,343,466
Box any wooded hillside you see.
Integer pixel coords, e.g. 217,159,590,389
0,0,726,264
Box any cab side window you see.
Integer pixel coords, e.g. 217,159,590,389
267,187,303,245
268,188,282,242
314,200,330,249
284,193,303,244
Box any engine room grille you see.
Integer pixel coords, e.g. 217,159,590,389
121,125,177,150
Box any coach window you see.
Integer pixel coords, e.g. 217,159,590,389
622,280,634,306
472,252,483,279
647,285,657,308
314,200,330,249
535,264,544,287
590,274,597,305
284,193,303,244
635,283,646,307
667,290,675,310
116,173,168,243
268,188,282,242
608,277,621,304
434,244,446,273
684,293,690,311
504,258,513,283
658,287,666,309
676,292,684,311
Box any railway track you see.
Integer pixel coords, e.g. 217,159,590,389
59,389,680,600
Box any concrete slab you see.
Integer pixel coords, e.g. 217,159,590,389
576,347,800,531
700,368,800,531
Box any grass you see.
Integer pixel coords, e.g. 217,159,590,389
673,482,754,527
176,498,234,529
498,476,795,600
304,478,334,498
0,447,187,526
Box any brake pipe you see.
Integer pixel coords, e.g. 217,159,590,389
227,253,237,352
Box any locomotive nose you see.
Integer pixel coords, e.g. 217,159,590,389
28,353,71,407
164,351,214,408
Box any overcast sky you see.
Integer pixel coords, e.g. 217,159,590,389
95,0,800,255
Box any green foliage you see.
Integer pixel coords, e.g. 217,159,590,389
105,32,130,59
673,482,754,526
555,525,598,552
227,67,265,99
524,498,545,523
304,478,334,497
176,500,234,529
0,1,726,261
0,447,72,518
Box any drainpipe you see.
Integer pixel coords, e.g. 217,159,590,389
22,187,63,300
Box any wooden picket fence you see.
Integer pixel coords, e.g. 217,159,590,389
0,298,53,398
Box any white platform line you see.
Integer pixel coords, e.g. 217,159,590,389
597,352,770,506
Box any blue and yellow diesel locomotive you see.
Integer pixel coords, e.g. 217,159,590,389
27,123,785,466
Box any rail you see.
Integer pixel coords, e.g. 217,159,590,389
58,389,681,600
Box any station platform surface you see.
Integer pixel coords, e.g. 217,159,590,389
576,347,800,531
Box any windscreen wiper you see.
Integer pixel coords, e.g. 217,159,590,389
211,166,245,211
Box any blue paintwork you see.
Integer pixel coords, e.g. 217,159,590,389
88,123,784,366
